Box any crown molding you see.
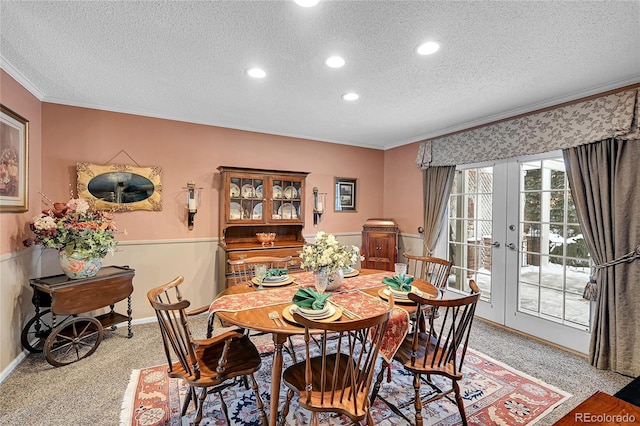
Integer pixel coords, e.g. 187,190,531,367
0,56,45,100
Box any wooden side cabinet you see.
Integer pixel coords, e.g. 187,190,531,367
361,218,399,272
217,166,310,287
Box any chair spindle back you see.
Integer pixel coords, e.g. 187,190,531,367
402,253,452,290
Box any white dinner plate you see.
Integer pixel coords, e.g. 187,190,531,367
255,185,263,199
343,268,360,278
272,185,283,199
241,184,255,198
263,274,287,283
229,202,242,220
385,286,423,300
230,183,240,198
284,186,297,199
252,203,262,219
291,304,335,320
251,275,294,287
282,304,343,324
278,203,297,219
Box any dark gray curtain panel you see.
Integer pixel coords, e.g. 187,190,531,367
421,166,456,255
563,138,640,376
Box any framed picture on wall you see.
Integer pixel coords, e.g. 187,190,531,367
334,177,357,212
0,104,29,212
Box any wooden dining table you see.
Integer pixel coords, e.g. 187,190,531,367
209,268,439,426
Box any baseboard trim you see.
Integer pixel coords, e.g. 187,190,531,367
0,350,28,385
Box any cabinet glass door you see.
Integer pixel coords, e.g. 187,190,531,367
229,176,264,221
271,177,303,222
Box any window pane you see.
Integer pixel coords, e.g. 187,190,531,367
523,192,541,222
523,162,542,190
550,168,566,189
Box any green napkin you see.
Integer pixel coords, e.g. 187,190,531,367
292,287,331,310
383,275,414,292
266,268,288,277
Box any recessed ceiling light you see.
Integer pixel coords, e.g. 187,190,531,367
295,0,320,7
325,56,345,68
416,41,440,55
246,68,266,79
342,92,359,101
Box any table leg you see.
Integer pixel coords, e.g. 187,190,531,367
127,296,133,338
269,332,287,426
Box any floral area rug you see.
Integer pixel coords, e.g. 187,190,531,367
120,341,571,426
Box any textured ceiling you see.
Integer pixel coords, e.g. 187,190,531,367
1,1,639,150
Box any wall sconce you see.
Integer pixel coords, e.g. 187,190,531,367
184,181,202,230
313,187,326,226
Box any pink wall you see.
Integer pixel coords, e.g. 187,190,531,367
383,142,423,234
1,69,425,255
0,70,42,256
40,104,385,240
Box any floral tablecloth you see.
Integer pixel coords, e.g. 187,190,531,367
208,271,409,362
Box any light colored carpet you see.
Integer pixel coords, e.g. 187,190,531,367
0,315,632,426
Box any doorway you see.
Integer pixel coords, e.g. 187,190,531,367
446,152,591,353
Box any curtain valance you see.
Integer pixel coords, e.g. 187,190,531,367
417,88,639,169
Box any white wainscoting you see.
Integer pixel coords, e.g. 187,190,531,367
3,232,427,381
0,238,219,381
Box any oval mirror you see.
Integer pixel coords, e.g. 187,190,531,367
88,172,155,204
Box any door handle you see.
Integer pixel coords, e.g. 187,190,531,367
505,243,516,250
491,241,500,247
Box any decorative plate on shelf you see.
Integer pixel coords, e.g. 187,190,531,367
255,185,263,199
272,185,283,199
241,184,255,198
252,203,262,219
230,183,240,198
229,202,242,220
284,186,297,199
278,203,297,219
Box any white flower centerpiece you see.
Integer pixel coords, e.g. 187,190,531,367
299,231,363,290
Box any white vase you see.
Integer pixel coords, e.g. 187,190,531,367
326,268,344,291
59,251,102,279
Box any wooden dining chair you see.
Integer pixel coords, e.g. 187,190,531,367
278,301,393,425
227,255,301,362
402,253,452,290
227,255,293,287
201,255,294,338
147,276,267,426
469,278,480,295
371,290,480,426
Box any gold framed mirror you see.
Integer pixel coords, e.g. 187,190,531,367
77,162,162,211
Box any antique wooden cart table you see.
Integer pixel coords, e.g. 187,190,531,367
21,265,135,366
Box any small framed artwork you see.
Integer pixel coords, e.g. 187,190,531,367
335,177,357,212
0,104,29,212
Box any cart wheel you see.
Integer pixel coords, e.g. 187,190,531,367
44,317,103,367
21,309,54,353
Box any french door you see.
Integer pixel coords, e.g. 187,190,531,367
446,151,591,353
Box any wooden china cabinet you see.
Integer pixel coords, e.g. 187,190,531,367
217,166,309,287
361,218,399,272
